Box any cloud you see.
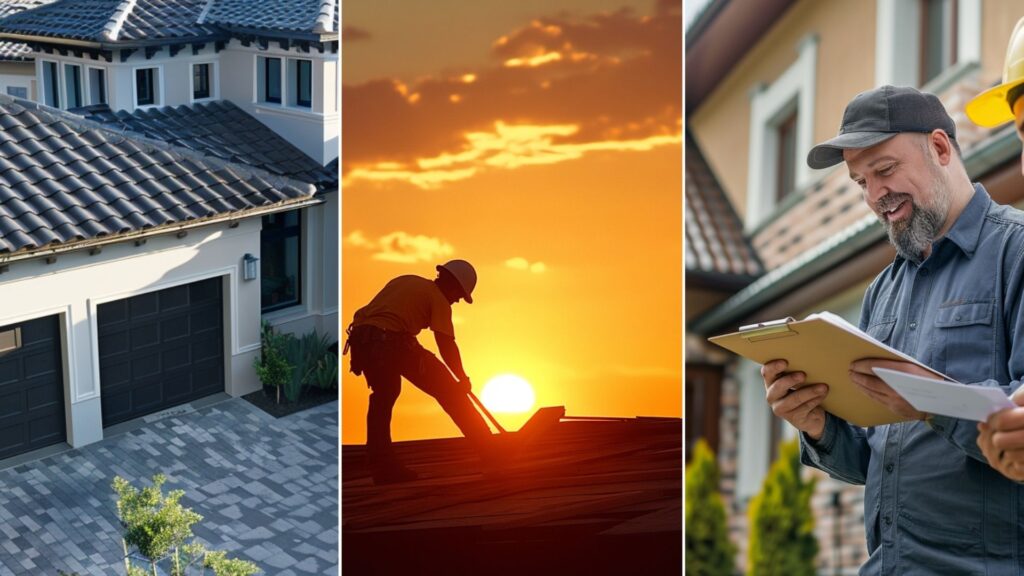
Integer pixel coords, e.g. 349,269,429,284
342,25,372,42
506,257,547,274
342,4,681,187
345,230,454,264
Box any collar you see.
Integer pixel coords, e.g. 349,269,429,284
889,183,989,277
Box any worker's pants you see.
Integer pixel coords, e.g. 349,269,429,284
359,341,492,464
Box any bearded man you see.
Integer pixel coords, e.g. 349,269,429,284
760,85,1024,573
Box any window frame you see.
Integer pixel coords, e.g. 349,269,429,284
745,34,817,230
41,59,60,109
86,66,107,106
262,56,282,105
132,65,162,109
63,63,83,109
190,61,217,102
875,0,979,89
294,58,312,108
260,210,303,313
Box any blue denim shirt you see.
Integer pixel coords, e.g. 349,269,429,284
801,184,1024,575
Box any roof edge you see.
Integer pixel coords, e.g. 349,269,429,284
102,0,137,42
0,196,324,264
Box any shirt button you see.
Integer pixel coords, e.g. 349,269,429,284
955,315,962,321
884,515,892,526
909,322,917,330
920,268,930,277
885,463,894,473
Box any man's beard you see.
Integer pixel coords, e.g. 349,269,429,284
877,180,951,264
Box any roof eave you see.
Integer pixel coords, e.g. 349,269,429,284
0,196,324,265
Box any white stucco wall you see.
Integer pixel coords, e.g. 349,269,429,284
0,218,265,449
0,61,35,100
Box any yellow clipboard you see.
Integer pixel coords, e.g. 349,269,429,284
708,313,947,427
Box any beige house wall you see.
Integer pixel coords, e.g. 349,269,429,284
981,2,1024,84
689,0,875,221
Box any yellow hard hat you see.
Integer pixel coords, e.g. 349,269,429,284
966,17,1024,127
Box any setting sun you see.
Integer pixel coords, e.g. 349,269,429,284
481,374,536,413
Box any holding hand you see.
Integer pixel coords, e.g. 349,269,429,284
762,359,829,440
978,391,1024,481
458,376,472,394
847,359,930,421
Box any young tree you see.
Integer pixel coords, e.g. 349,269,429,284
747,438,819,576
685,439,736,576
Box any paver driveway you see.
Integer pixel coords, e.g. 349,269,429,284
0,397,338,575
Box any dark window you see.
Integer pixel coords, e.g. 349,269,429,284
921,0,957,85
265,57,281,104
685,364,722,463
136,68,154,106
88,68,106,105
43,61,59,108
776,109,798,203
296,59,312,107
64,64,82,109
261,210,301,312
6,86,26,99
193,63,210,100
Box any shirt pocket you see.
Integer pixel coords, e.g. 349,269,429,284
932,299,994,380
865,317,896,345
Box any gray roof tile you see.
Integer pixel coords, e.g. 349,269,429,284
0,95,315,256
203,0,337,36
81,100,336,191
0,0,56,60
0,0,218,44
0,0,337,44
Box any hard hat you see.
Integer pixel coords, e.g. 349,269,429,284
966,17,1024,127
437,259,477,303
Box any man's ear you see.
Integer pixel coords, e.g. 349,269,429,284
930,129,953,166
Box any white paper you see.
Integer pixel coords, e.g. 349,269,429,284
872,367,1014,422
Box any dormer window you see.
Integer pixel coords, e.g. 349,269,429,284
41,60,60,108
258,56,282,104
64,64,82,109
134,67,160,107
292,59,312,108
193,63,210,100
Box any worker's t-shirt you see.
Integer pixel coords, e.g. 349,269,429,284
352,275,455,337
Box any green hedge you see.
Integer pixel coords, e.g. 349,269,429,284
685,439,736,576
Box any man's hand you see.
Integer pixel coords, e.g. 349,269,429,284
762,359,829,441
847,359,929,421
458,376,472,395
978,391,1024,481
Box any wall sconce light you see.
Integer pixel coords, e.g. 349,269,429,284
243,253,259,281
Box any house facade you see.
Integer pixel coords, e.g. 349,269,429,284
0,0,338,461
686,0,1024,572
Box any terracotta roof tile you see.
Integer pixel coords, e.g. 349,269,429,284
685,133,763,281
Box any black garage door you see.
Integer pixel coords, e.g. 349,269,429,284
0,315,66,460
98,277,224,427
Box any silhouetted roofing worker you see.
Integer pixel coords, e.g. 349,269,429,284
345,260,493,484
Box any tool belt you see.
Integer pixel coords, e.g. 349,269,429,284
344,323,420,377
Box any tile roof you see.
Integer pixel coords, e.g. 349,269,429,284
0,0,55,60
0,95,316,256
0,0,338,45
203,0,337,36
685,133,763,282
342,416,681,574
79,101,337,192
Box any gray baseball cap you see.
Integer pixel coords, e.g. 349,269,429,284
806,85,957,169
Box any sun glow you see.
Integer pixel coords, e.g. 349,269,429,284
480,374,536,414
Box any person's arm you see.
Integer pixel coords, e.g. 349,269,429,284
434,332,470,391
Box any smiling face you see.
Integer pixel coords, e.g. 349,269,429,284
844,132,955,263
1015,97,1024,172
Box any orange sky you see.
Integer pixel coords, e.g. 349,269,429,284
341,0,682,443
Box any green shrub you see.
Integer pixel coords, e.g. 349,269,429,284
113,475,260,575
254,322,294,403
746,439,818,576
685,439,736,576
